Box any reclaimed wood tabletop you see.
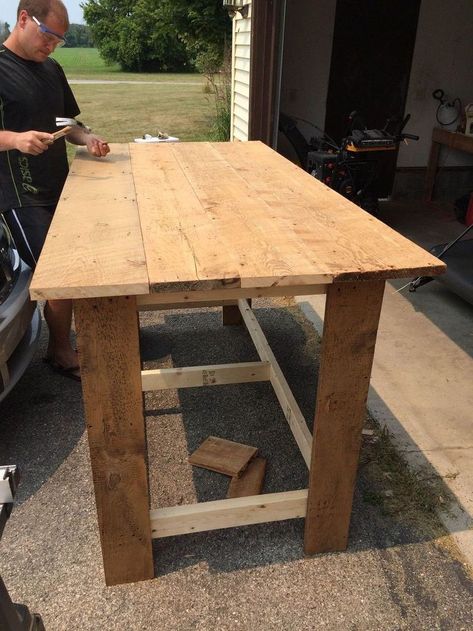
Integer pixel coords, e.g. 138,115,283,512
30,141,445,301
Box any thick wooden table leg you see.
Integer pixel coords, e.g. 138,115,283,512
74,296,154,585
304,280,385,554
223,299,252,326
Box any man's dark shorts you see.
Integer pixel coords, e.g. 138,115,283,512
2,205,55,270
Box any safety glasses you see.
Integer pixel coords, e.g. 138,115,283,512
31,15,67,48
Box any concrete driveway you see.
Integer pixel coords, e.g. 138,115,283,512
1,299,472,630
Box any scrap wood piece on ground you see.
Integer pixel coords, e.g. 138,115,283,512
188,436,258,477
227,456,267,498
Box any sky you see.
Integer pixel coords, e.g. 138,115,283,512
0,0,85,27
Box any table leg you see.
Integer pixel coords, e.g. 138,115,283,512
424,140,441,202
304,280,385,554
74,296,154,585
223,300,252,326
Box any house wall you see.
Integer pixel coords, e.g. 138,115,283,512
231,7,252,142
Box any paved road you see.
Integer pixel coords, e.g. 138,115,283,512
1,301,472,630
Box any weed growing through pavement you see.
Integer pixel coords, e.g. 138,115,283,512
360,417,456,535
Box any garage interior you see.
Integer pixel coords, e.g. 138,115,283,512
260,0,473,303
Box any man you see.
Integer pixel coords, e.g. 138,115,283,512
0,0,110,381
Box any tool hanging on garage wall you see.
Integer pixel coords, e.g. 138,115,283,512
432,89,462,131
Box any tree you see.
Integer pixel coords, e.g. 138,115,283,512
81,0,231,72
82,0,189,71
0,21,11,43
65,23,94,48
165,0,231,69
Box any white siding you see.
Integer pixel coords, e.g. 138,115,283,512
231,6,252,142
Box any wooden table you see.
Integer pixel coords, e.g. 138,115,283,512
30,141,445,586
424,127,473,201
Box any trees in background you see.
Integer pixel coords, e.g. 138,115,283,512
0,20,92,47
0,21,11,43
171,0,231,71
81,0,231,72
65,24,94,48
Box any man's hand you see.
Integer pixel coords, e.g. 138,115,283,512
85,134,110,158
15,131,55,155
64,126,110,157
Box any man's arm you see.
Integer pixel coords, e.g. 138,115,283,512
0,130,55,155
66,125,110,158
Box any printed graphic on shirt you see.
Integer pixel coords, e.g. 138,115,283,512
18,156,39,194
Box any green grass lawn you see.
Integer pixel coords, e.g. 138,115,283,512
52,47,204,83
72,83,215,143
51,49,216,146
52,47,120,75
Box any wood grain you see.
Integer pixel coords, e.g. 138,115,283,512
188,436,258,476
150,490,308,537
238,299,313,468
32,141,445,301
424,129,473,201
27,141,446,581
30,145,149,300
74,296,153,585
129,141,444,295
227,457,267,498
141,361,270,391
304,280,385,554
215,141,446,282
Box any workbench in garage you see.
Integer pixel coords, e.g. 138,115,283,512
30,141,445,586
424,127,473,201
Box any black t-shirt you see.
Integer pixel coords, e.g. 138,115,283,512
0,44,80,209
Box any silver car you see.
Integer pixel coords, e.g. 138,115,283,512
0,216,41,402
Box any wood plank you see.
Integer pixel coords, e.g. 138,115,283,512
131,141,336,293
138,299,243,311
141,361,270,391
129,142,245,293
137,284,328,306
32,141,446,302
432,127,473,153
304,280,385,554
170,142,338,289
238,300,313,468
424,129,473,201
227,457,267,498
213,142,446,281
73,296,153,585
30,145,149,300
188,436,258,476
150,490,308,538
